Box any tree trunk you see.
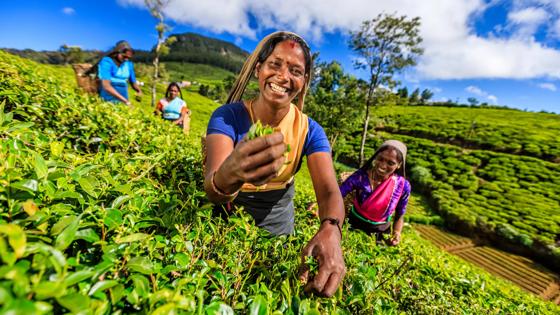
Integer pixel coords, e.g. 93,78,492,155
151,38,162,108
329,133,339,154
359,103,370,166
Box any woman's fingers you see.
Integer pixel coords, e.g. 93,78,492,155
305,271,342,298
231,132,287,183
239,132,284,156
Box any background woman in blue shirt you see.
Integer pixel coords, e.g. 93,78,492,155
98,40,142,106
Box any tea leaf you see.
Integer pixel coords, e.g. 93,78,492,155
34,153,48,180
11,179,38,193
0,224,26,258
116,233,150,244
55,215,81,250
76,228,100,243
127,256,155,275
88,280,119,296
56,293,90,313
22,200,38,216
249,295,268,315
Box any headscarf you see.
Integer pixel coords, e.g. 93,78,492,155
366,140,407,177
226,31,312,111
108,40,133,57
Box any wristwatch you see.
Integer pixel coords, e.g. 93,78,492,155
321,217,342,237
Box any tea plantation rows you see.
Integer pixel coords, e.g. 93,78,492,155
371,105,560,162
338,120,560,270
1,51,558,313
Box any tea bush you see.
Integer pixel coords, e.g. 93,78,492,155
1,51,558,314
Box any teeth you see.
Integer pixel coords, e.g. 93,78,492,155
270,83,287,93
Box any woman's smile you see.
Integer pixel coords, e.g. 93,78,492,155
269,82,289,95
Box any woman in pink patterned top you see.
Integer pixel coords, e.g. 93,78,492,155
340,140,411,245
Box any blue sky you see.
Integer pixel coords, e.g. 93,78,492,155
1,0,559,113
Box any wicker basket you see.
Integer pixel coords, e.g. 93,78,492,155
72,63,99,94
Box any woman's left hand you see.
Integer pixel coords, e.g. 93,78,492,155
299,224,346,297
389,232,401,246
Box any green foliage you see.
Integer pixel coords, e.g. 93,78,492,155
372,105,560,162
59,45,85,65
246,121,275,140
349,12,424,165
306,59,364,153
0,51,558,313
136,32,248,73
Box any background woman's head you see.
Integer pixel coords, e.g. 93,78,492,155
362,140,407,177
165,82,182,100
109,40,134,61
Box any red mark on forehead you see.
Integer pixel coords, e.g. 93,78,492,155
280,39,299,50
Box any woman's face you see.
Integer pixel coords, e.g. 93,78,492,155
168,86,179,100
372,148,401,178
255,40,307,107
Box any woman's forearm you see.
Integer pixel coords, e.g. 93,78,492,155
204,164,242,204
393,215,405,235
102,80,128,103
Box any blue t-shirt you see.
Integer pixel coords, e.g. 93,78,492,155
207,102,330,156
98,56,137,102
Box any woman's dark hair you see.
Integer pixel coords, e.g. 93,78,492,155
165,82,183,100
360,145,404,176
256,33,312,77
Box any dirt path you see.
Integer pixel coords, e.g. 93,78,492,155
414,224,560,304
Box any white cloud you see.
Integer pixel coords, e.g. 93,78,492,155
466,85,498,103
538,82,557,90
466,85,484,95
62,7,75,15
507,7,549,39
118,0,560,80
508,7,548,24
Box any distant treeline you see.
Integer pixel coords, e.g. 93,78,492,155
1,48,103,65
134,51,244,73
135,32,248,73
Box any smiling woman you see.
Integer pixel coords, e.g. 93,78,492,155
203,31,346,298
340,140,411,245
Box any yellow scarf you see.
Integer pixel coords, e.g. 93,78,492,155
241,102,309,192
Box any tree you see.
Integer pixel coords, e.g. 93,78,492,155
59,44,85,65
306,60,365,152
145,0,176,107
420,88,434,104
349,13,423,164
467,97,479,106
397,87,408,99
409,88,420,105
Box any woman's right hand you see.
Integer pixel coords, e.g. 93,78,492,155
213,131,287,193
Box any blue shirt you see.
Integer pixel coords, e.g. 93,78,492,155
159,97,186,120
98,56,136,102
207,102,330,156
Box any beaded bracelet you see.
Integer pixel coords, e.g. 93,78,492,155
211,171,239,201
321,217,343,238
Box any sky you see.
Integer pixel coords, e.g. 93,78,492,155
1,0,559,113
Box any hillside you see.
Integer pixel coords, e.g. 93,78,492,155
3,32,248,74
336,105,560,271
135,32,248,73
2,51,559,313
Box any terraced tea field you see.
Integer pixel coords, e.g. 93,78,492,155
415,225,560,304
